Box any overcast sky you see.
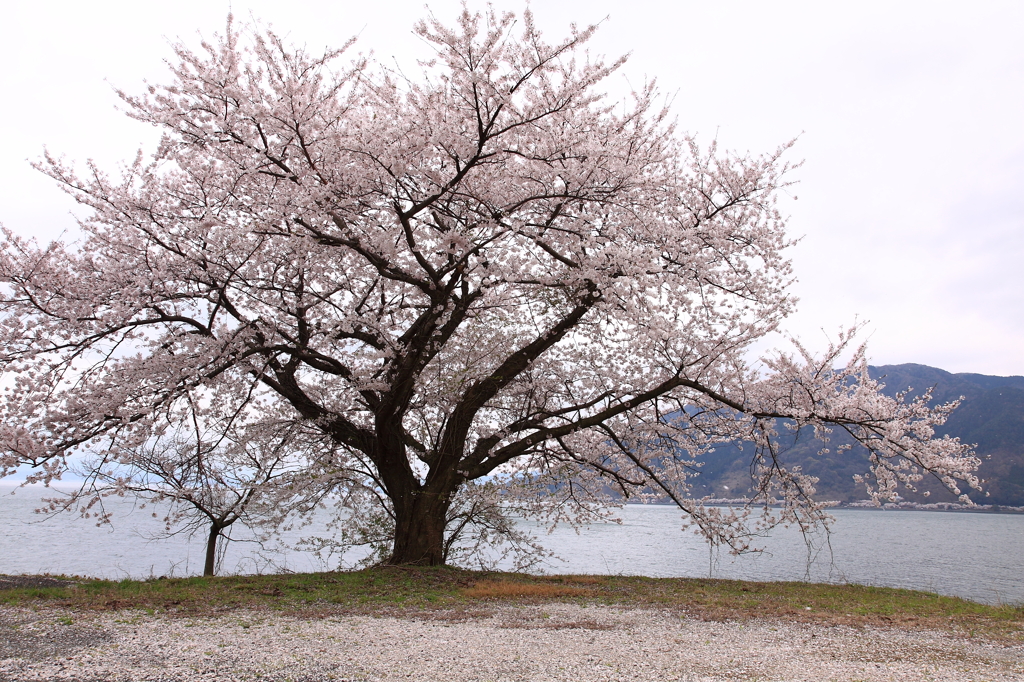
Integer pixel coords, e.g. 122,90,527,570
2,0,1022,376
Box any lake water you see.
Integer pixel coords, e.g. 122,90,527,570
2,484,1022,605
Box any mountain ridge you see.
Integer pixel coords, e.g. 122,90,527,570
689,363,1024,506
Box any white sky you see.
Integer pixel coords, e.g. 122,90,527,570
2,0,1022,375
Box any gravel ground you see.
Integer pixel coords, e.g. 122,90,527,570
1,603,1021,682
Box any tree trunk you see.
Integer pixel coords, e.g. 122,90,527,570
388,493,449,565
204,524,221,577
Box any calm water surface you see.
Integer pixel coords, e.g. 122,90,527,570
2,485,1021,604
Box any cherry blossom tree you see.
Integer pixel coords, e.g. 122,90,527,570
0,8,980,566
44,402,308,577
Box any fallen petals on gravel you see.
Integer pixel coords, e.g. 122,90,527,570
1,604,1021,681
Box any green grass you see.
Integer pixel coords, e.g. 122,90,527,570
2,568,1021,639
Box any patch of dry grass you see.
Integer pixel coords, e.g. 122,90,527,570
462,580,595,599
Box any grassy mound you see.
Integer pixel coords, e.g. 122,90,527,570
1,568,1020,639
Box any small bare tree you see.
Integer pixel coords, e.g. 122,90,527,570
47,401,305,576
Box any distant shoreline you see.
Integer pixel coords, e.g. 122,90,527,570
6,483,1022,514
627,499,1024,513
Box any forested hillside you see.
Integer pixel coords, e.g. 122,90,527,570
690,364,1024,506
